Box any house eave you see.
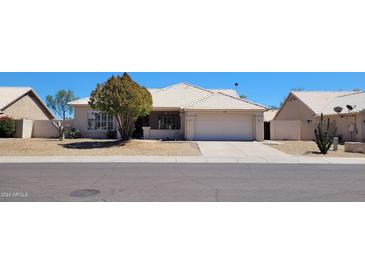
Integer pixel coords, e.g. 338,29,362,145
152,107,181,111
183,108,266,112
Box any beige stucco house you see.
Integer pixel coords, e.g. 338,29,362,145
0,87,60,138
272,90,365,142
69,83,267,141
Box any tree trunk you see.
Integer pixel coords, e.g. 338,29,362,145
115,114,137,141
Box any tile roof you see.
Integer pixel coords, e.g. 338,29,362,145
0,87,33,110
0,87,54,119
263,109,278,121
319,92,365,115
292,91,360,114
150,83,214,108
183,92,265,110
208,89,239,97
69,83,265,111
68,97,90,106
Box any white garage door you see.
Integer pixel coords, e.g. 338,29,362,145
194,112,254,141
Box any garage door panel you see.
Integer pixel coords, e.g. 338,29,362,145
194,112,253,141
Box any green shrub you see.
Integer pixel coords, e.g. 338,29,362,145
0,116,16,138
314,114,337,154
65,128,82,139
106,130,117,139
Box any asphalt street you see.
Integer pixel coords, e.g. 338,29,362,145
0,163,364,201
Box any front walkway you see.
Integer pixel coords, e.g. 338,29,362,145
0,141,364,164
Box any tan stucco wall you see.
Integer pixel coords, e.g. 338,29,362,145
344,142,365,153
3,94,50,120
325,113,363,142
15,119,33,138
149,129,184,140
270,120,301,140
272,114,365,142
275,95,316,140
254,113,264,141
275,94,315,121
300,122,315,140
73,106,114,138
74,107,186,139
32,120,60,138
361,110,365,141
14,119,72,138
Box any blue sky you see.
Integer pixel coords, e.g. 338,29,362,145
0,72,364,108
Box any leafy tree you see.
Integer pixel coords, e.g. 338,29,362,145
239,95,247,99
89,73,152,141
51,120,66,141
46,89,77,120
314,113,337,154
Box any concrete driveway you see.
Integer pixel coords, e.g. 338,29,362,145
197,141,289,160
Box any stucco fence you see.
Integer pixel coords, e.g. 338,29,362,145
271,115,365,142
344,142,365,153
270,120,316,141
15,119,74,138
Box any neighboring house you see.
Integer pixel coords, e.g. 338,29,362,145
272,90,365,142
0,87,58,138
0,87,54,120
69,83,267,141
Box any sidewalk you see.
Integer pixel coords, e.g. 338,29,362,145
0,154,364,164
0,141,364,164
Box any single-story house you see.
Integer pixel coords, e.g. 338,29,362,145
69,82,267,141
271,90,365,142
0,87,60,138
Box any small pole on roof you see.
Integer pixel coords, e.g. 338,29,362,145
235,83,246,99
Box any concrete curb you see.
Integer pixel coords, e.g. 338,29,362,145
0,155,364,164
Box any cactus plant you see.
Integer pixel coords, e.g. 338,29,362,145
314,113,337,154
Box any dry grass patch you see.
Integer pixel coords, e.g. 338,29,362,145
268,141,365,158
0,138,201,156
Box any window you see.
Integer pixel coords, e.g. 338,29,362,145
88,111,114,130
158,116,179,130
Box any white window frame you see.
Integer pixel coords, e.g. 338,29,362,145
158,115,179,130
87,111,114,131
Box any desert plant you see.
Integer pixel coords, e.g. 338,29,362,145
51,120,65,141
65,128,82,139
89,73,152,141
46,89,78,120
314,113,337,154
0,116,16,137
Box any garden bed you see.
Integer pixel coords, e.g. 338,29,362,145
0,138,201,156
267,141,365,158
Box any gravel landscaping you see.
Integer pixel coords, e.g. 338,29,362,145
0,138,201,156
268,140,365,158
